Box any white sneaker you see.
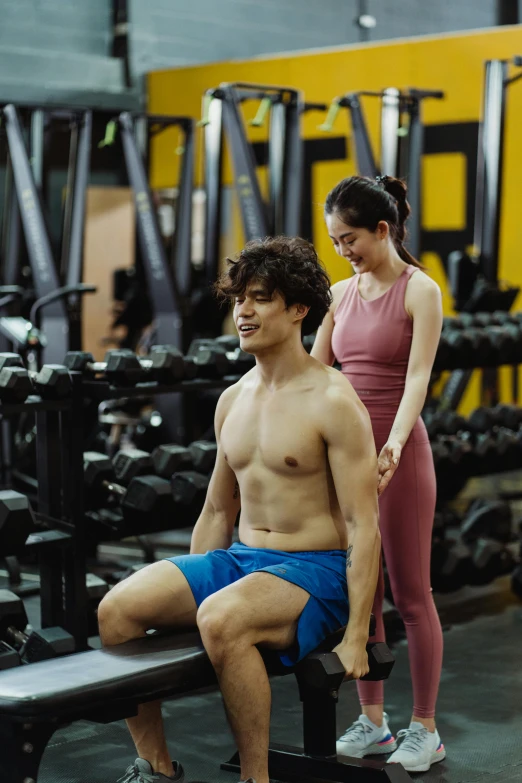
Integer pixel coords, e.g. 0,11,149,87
336,713,397,758
387,721,446,772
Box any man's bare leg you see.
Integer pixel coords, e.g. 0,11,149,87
98,561,197,777
198,573,309,783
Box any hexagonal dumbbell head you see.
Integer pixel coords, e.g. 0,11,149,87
113,449,153,483
64,351,95,372
171,471,209,506
188,441,218,474
83,452,114,508
149,345,185,383
0,491,36,557
152,444,192,478
0,353,24,372
0,589,28,638
33,365,72,399
122,475,173,516
0,367,34,403
296,652,346,691
104,350,143,386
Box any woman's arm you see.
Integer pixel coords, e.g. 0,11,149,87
388,272,443,448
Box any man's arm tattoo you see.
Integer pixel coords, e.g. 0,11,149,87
233,481,239,500
346,544,353,568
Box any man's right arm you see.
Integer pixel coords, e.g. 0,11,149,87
190,385,241,554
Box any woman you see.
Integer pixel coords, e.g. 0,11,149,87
312,175,445,773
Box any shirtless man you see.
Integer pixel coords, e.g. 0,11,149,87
98,236,381,783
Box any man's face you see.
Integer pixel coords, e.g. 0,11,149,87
233,281,298,355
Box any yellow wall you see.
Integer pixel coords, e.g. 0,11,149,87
148,25,522,408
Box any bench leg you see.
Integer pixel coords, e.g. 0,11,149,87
0,718,57,783
222,677,412,782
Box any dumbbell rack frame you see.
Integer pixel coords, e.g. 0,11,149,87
0,373,89,648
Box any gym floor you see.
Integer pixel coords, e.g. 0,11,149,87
26,582,522,783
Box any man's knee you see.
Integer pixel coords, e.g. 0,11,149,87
197,594,248,650
98,589,136,641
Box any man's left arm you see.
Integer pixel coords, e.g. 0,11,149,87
321,384,381,678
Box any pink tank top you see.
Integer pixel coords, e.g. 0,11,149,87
331,265,417,407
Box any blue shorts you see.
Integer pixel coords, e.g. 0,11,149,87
165,542,348,666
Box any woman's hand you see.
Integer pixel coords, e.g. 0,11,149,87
377,441,402,495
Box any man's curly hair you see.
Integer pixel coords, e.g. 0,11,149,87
214,236,332,336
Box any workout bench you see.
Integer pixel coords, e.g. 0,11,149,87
0,628,411,783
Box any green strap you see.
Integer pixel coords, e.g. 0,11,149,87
98,120,118,148
318,100,341,132
249,97,272,127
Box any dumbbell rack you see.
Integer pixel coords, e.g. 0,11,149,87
0,373,89,649
58,373,239,645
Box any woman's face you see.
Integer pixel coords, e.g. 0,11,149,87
326,212,388,274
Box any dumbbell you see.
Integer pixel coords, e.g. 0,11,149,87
0,589,75,663
467,538,515,586
112,448,153,483
467,406,502,433
493,404,522,431
65,345,188,387
296,641,395,690
84,452,174,521
0,353,72,402
0,490,36,557
460,499,513,545
153,440,217,477
171,471,210,522
423,409,467,438
0,640,21,670
188,440,218,474
215,335,255,375
186,339,232,379
431,536,473,593
152,443,193,478
443,323,494,367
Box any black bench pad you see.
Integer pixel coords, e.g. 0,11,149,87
0,626,345,723
0,631,216,721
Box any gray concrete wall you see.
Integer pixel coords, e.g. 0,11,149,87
0,0,509,108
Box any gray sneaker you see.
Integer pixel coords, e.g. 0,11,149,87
117,758,184,783
336,712,397,757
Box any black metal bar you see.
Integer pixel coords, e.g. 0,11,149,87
65,110,92,290
0,156,21,288
65,111,92,351
220,86,269,241
203,94,224,287
380,88,401,176
2,105,69,364
36,408,65,630
61,374,89,648
282,93,304,237
474,60,508,284
344,93,379,178
172,119,195,299
496,0,519,25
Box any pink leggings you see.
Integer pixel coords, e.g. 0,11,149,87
357,410,443,719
